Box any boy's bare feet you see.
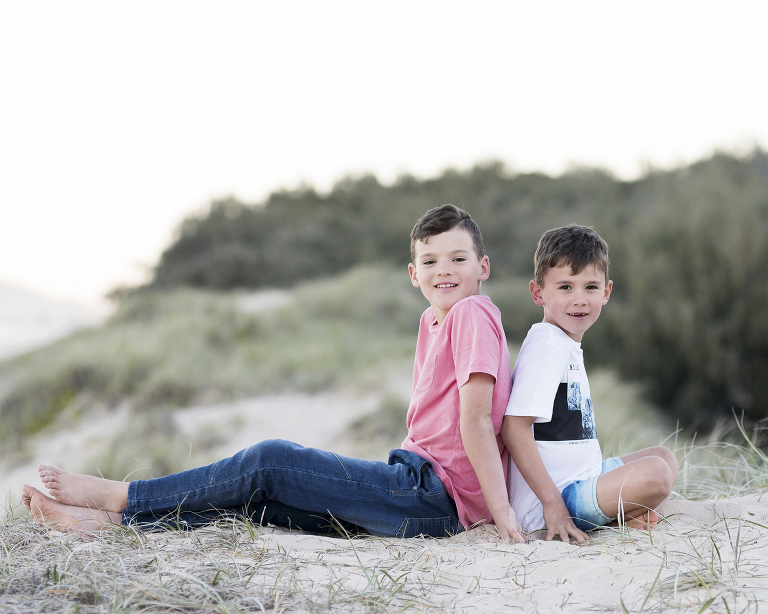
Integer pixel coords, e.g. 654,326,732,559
21,485,122,534
37,465,129,513
612,508,660,530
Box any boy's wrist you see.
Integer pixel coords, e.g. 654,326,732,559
489,501,511,514
488,500,514,523
539,490,565,508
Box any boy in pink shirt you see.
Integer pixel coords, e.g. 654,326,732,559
24,205,524,543
403,205,519,539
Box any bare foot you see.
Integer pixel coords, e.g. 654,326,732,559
38,464,128,513
623,509,660,530
22,485,122,534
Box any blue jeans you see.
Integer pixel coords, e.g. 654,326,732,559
122,439,463,538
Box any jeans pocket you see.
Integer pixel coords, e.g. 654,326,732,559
396,516,452,538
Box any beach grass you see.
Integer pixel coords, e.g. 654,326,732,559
4,409,768,613
3,447,768,614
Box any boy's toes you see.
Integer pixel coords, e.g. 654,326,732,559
38,464,57,479
37,465,63,489
21,484,36,510
625,510,659,530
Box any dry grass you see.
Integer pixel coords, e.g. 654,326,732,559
6,360,768,612
5,417,768,613
3,498,768,614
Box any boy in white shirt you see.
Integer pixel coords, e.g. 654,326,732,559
502,224,678,543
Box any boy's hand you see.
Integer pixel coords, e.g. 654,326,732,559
502,415,590,545
542,499,589,544
492,505,526,544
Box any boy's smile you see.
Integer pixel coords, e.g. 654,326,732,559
408,227,490,324
530,264,612,342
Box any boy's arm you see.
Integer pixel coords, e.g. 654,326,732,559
459,372,525,544
501,415,589,544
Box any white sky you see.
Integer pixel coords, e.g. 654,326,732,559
1,1,766,310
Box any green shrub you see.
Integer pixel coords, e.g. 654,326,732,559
599,152,768,427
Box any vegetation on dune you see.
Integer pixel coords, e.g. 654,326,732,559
142,150,768,429
2,150,766,459
0,266,426,452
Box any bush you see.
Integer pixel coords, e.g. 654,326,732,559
600,152,768,427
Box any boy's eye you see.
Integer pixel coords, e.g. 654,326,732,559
422,259,436,265
453,257,466,263
559,285,571,291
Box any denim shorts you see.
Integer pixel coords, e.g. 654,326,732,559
561,457,624,531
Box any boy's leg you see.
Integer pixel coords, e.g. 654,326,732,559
596,446,678,528
32,441,459,537
127,500,363,534
122,439,461,537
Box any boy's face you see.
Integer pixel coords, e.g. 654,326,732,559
408,227,490,324
530,264,612,342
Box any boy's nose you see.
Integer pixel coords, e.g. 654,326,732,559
572,291,588,304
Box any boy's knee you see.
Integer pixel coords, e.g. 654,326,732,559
242,439,292,463
639,455,675,498
648,446,679,482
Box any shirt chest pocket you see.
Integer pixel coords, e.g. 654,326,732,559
415,355,437,393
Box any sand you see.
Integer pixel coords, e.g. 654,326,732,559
4,421,768,612
2,495,767,613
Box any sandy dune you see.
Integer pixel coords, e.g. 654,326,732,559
3,495,766,613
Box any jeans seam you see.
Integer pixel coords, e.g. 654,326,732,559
124,481,139,519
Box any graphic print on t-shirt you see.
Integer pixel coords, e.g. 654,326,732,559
533,363,596,442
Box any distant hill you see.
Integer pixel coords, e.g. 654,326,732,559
0,282,104,359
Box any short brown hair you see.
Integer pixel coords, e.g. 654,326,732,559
534,224,609,286
410,204,484,262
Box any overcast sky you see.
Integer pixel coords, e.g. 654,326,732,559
1,1,766,310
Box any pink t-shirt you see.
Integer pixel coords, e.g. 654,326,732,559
401,295,512,529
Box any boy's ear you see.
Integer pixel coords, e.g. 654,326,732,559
603,280,613,304
479,255,490,281
530,280,545,306
408,263,420,288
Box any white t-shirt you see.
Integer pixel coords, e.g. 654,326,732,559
505,322,603,532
